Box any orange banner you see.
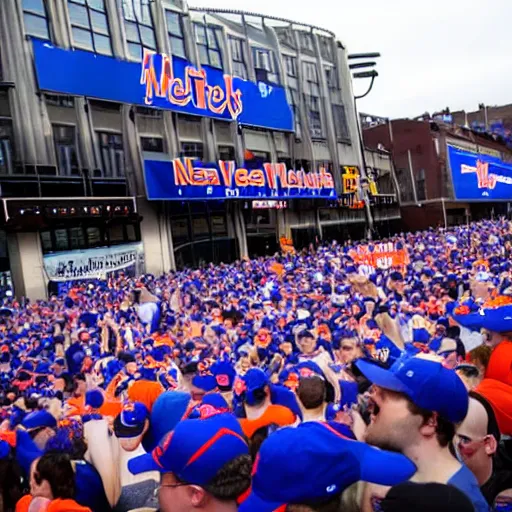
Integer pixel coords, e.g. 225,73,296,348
349,243,409,269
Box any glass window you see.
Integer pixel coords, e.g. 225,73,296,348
218,145,235,161
97,132,125,177
69,227,86,249
22,0,50,40
194,23,222,68
68,0,112,55
86,226,102,246
53,125,80,176
299,31,314,52
325,67,337,89
181,142,204,160
192,217,209,239
416,168,426,201
45,94,75,107
229,37,246,79
287,88,301,140
0,120,15,175
303,62,318,83
54,228,69,251
40,231,52,253
121,0,156,60
140,136,164,152
252,47,279,84
284,55,297,78
165,10,186,59
308,95,323,138
109,224,124,243
332,104,349,141
211,215,227,235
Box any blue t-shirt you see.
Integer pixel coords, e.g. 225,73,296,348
448,464,491,512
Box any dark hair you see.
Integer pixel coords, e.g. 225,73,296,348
285,494,343,512
297,377,326,410
249,425,275,461
0,457,24,512
203,454,252,501
406,401,455,447
34,452,75,500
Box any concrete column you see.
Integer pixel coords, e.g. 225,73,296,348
7,232,47,301
137,198,172,275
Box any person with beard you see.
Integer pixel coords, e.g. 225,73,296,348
355,355,489,512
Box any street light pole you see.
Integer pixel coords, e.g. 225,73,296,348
348,54,381,240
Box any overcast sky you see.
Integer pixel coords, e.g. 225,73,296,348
195,0,512,119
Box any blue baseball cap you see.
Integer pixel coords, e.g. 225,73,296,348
239,421,416,511
128,413,248,486
21,410,57,430
355,357,468,423
114,401,149,438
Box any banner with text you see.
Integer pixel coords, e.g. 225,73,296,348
144,158,338,200
44,242,144,282
447,145,512,200
349,242,409,270
32,41,293,132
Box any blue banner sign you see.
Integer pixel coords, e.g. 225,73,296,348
447,145,512,200
32,40,293,132
143,159,337,200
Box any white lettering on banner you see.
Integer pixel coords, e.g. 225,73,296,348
43,242,144,282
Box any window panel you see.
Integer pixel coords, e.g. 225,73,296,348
23,12,50,39
195,23,222,68
208,49,221,69
72,27,93,49
98,132,125,177
166,11,186,59
90,10,109,34
166,11,182,35
124,21,140,42
93,33,112,55
195,24,207,45
41,231,52,253
140,25,156,49
53,125,80,176
128,42,142,60
170,37,186,59
69,227,86,250
141,137,164,152
121,0,156,59
23,0,46,15
88,0,105,11
54,229,69,251
86,227,101,246
68,3,89,27
68,0,112,55
229,37,246,79
284,55,297,77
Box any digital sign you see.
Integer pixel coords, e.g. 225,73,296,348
143,159,337,201
32,40,293,132
447,145,512,200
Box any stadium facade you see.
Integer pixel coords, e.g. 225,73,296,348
0,0,399,298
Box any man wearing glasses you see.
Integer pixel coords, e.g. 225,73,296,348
128,412,251,512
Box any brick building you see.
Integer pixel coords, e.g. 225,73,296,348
364,119,512,232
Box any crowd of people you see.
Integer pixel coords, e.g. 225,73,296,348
0,218,511,511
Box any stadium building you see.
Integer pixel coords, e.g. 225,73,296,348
0,0,399,298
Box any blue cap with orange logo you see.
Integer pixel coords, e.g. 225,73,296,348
128,413,248,485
